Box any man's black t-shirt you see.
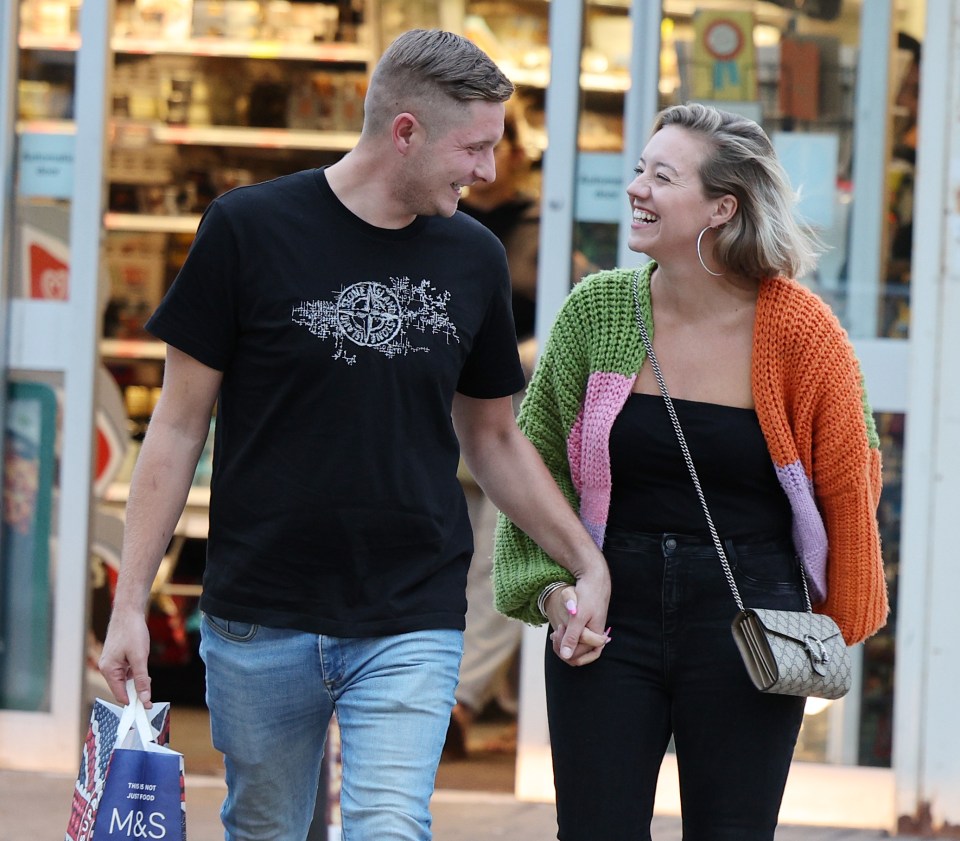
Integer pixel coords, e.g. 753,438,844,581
146,168,525,637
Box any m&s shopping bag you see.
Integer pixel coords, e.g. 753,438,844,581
65,680,186,840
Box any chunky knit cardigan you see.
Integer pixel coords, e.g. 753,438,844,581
492,262,888,645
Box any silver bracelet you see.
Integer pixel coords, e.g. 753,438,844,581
537,581,570,619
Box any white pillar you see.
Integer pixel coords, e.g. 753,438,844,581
0,0,114,771
892,0,960,829
515,0,584,802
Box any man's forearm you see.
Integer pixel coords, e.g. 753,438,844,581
112,422,206,613
468,427,603,581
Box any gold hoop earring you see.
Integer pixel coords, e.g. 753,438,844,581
697,226,724,277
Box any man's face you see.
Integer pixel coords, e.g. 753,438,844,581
394,100,505,217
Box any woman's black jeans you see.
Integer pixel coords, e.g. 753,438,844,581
546,529,807,841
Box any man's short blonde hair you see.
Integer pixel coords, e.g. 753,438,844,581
363,29,515,139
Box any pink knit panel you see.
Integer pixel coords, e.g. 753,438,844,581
568,371,635,546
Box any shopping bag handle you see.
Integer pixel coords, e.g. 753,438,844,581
113,678,158,750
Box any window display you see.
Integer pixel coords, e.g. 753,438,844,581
5,0,914,784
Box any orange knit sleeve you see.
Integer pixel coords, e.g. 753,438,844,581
809,330,889,644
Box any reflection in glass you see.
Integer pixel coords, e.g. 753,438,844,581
0,376,60,712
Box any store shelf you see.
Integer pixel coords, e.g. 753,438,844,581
17,32,81,51
101,338,167,360
582,71,630,93
16,118,75,135
18,121,352,153
501,62,630,93
20,32,371,64
105,212,201,234
151,124,360,151
114,36,371,62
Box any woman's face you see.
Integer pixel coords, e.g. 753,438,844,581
625,125,717,262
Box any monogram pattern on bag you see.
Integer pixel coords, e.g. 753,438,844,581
747,609,852,699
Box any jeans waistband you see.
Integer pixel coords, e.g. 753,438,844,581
603,527,795,559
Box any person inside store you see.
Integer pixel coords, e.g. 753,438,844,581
98,28,612,841
884,31,922,338
444,108,538,760
493,102,889,841
459,108,540,342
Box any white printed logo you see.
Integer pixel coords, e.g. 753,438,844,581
293,277,458,364
336,281,403,346
108,808,167,837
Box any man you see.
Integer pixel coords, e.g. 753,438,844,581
99,29,610,841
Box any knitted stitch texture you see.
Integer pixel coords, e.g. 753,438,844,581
492,262,888,645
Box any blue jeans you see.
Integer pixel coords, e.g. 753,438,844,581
546,530,807,841
199,615,462,841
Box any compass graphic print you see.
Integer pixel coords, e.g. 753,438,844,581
292,275,459,364
337,282,403,346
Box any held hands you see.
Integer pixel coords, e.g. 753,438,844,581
545,571,612,666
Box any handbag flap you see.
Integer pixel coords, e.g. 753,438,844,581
749,608,844,646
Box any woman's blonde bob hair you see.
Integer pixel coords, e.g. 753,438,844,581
652,102,822,280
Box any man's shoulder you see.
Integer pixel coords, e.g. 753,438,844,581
212,168,319,214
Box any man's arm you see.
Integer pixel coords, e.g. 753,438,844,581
99,346,222,705
452,393,610,665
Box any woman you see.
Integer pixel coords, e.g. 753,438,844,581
492,103,888,840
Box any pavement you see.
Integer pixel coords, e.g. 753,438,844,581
0,768,931,841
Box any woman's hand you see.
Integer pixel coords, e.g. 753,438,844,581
544,584,611,666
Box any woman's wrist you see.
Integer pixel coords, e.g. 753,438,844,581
537,581,570,619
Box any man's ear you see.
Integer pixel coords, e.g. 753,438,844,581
392,113,420,154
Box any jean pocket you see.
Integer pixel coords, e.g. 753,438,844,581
728,542,800,588
203,612,259,642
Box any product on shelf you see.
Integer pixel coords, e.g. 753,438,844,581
17,80,73,120
20,0,80,37
105,232,168,339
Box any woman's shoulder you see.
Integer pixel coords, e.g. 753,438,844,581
541,267,644,369
567,265,645,304
758,276,848,342
760,275,836,314
551,268,639,334
756,276,866,398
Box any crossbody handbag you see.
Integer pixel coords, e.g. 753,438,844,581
631,269,852,700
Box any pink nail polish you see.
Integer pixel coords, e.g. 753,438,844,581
565,599,577,615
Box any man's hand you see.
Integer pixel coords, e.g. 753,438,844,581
544,568,611,666
98,608,153,708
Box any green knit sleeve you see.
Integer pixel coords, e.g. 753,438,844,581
492,278,597,625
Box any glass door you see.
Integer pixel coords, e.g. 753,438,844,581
0,0,111,771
